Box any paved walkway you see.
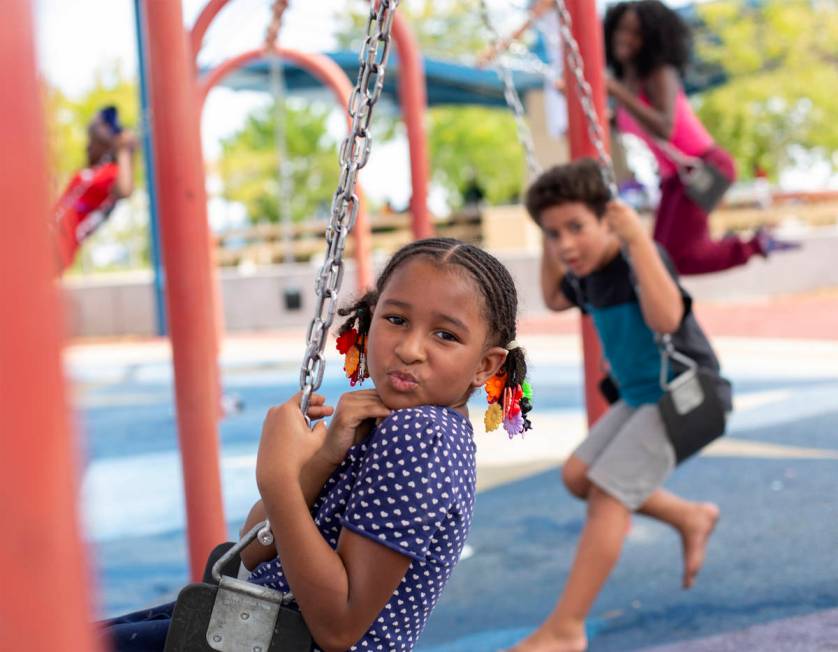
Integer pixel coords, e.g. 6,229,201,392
519,288,838,340
641,608,838,652
65,290,838,650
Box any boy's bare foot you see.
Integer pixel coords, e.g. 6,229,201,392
505,625,587,652
680,502,719,589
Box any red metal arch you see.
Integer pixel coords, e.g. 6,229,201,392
191,2,431,239
190,0,228,63
198,46,373,288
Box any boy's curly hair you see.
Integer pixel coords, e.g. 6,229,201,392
524,158,611,225
604,1,691,80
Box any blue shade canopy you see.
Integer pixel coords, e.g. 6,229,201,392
209,2,730,107
210,50,547,108
210,47,723,107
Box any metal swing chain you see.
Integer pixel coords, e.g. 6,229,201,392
264,0,289,48
478,0,542,179
551,3,697,391
299,0,399,414
506,40,560,82
264,0,294,263
258,1,401,549
552,0,619,198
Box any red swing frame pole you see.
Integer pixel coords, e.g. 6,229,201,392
0,2,102,649
561,0,610,426
391,12,433,239
143,0,228,580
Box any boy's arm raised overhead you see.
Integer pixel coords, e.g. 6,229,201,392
540,235,575,312
604,201,684,333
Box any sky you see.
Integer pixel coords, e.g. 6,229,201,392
34,0,700,98
36,0,610,211
39,0,808,217
35,0,442,210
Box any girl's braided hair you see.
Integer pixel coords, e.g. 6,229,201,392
337,238,528,395
604,1,691,80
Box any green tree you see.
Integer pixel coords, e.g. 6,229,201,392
333,0,489,61
334,1,529,207
695,0,838,179
219,100,340,223
428,106,525,207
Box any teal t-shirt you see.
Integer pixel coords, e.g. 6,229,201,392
560,246,730,409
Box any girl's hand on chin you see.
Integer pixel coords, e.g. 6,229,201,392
256,393,330,495
323,390,392,466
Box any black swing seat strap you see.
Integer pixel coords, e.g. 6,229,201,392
657,336,729,464
165,522,314,652
164,576,313,652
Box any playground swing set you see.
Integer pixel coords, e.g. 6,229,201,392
1,1,618,650
172,2,624,650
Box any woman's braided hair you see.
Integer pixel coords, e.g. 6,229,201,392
336,238,528,396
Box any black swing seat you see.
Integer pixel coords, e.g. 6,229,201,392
164,522,313,652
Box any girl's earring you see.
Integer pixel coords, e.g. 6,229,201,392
336,328,369,386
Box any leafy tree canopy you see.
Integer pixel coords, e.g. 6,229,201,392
333,0,490,61
219,100,340,223
334,1,528,207
428,106,526,207
695,0,838,179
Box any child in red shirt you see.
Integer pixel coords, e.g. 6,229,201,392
53,106,136,272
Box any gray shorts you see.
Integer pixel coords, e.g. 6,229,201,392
573,401,676,510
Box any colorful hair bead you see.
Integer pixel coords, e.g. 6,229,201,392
484,372,507,404
336,327,368,386
483,373,533,438
484,402,503,431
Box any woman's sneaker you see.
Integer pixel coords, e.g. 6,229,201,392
754,226,801,257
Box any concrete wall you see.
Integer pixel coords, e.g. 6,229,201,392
61,262,365,339
680,228,838,302
62,273,157,338
61,228,838,339
524,88,569,170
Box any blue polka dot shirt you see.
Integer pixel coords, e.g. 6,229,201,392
248,405,477,651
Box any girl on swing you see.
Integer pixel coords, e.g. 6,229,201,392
101,238,532,652
605,0,797,275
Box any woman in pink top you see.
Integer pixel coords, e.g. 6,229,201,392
604,0,796,275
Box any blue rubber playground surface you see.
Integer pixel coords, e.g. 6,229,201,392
71,337,838,650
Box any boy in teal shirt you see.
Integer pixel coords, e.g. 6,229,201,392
510,158,730,652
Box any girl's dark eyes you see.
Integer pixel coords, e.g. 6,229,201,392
435,330,459,343
383,315,459,342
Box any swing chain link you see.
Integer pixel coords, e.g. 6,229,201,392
298,0,400,416
506,41,560,82
264,0,289,49
552,0,619,198
478,0,542,180
259,0,400,552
